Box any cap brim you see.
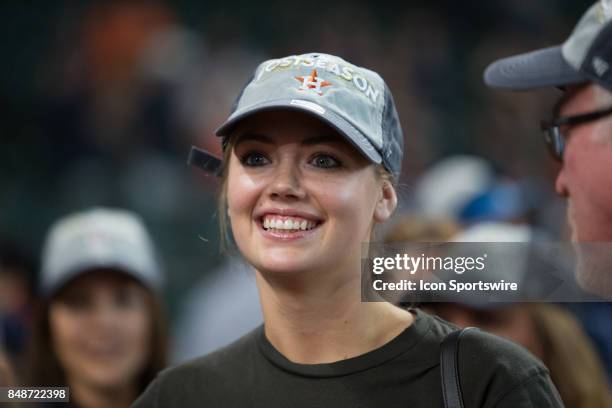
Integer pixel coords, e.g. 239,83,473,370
188,146,223,175
484,45,588,90
43,262,161,298
214,99,383,165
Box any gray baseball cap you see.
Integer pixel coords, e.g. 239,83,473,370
484,0,612,92
41,207,163,297
188,52,404,179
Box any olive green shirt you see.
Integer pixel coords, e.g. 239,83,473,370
134,309,563,407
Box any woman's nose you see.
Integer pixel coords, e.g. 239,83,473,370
268,161,306,201
89,301,121,329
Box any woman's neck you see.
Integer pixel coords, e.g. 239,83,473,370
255,270,414,364
69,378,137,408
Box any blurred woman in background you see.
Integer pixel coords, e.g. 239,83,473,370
27,207,167,408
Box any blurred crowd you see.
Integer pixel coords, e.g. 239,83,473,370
1,0,611,407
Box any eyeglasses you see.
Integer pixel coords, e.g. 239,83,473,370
540,105,612,162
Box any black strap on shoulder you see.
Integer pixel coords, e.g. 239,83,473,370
440,327,476,408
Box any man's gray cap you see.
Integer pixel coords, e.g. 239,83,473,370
189,52,404,179
41,207,163,297
484,1,612,92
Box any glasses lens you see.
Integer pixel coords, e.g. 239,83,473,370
543,126,564,162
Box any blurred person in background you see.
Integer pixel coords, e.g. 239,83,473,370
413,154,548,228
0,238,36,376
27,208,167,408
413,155,495,222
485,0,612,299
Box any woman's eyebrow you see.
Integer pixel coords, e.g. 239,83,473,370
234,133,343,147
234,133,274,148
301,135,343,146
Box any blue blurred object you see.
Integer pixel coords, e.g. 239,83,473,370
457,178,547,224
459,182,524,222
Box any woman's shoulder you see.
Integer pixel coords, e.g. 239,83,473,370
418,309,563,407
459,329,563,407
457,326,550,383
420,309,546,371
133,325,262,407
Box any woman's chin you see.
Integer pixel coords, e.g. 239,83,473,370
258,263,311,276
253,254,323,276
76,366,138,391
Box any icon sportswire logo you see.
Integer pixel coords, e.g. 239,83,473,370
295,69,332,95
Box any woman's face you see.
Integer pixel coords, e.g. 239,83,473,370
49,269,152,390
226,110,396,278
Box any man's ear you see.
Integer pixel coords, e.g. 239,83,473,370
373,181,397,223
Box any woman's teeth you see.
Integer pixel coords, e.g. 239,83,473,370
262,216,317,231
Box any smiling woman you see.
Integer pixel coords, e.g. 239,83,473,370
27,208,167,408
225,110,392,283
134,53,563,408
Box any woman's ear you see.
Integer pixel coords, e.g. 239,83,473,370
373,181,397,223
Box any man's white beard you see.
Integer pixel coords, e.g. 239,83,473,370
568,201,612,298
574,243,612,299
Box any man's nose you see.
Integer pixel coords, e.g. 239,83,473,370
268,160,306,200
555,167,569,197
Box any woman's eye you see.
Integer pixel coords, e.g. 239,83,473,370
241,152,269,167
310,154,340,169
114,288,143,308
61,293,90,310
115,289,135,307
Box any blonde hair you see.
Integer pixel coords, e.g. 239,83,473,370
217,142,234,253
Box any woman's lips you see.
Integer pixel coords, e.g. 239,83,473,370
80,342,125,361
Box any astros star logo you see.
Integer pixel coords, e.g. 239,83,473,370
295,69,332,95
